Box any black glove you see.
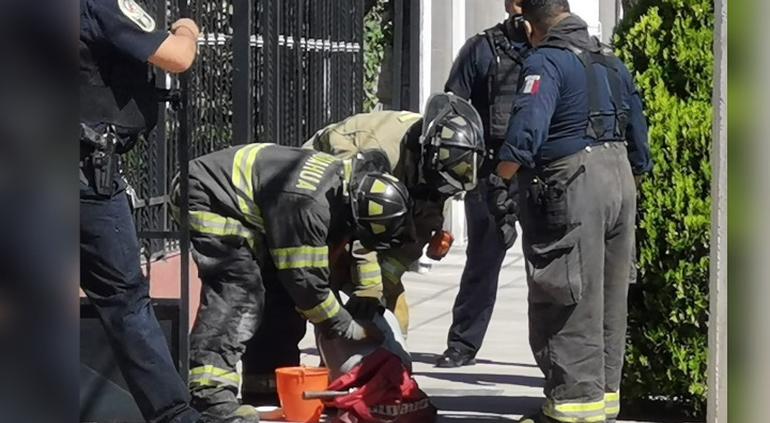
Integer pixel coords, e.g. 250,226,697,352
498,213,518,249
487,174,518,249
487,174,515,219
344,296,385,321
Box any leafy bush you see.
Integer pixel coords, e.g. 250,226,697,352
613,0,713,417
363,0,392,111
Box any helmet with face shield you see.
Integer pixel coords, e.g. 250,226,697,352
420,93,485,195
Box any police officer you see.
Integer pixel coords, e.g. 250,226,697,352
494,1,652,422
436,0,530,368
172,144,410,422
80,0,200,421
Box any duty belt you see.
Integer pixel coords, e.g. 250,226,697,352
80,123,118,196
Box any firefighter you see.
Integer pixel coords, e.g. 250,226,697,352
303,93,486,335
496,1,652,421
171,143,411,422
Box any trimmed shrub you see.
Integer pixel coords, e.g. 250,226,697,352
613,0,713,417
363,0,392,112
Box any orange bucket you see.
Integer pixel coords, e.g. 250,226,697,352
275,366,329,422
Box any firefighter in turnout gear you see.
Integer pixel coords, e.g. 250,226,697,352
302,93,486,335
497,1,652,421
172,143,411,423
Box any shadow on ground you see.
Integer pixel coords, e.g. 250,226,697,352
430,395,542,418
417,371,543,388
410,351,540,369
437,414,518,422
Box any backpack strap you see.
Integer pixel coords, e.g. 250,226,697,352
558,41,627,142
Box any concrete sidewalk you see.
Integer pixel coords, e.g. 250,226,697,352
293,237,651,422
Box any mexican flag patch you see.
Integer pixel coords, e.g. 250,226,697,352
522,75,541,95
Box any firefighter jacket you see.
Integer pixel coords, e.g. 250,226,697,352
183,143,360,327
304,111,447,289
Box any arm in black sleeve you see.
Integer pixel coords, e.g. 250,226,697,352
85,0,168,62
444,35,486,99
619,62,653,174
264,198,353,330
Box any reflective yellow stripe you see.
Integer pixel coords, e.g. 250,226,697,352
232,143,270,230
189,365,241,388
357,262,382,287
554,400,605,413
343,159,353,184
397,111,422,123
543,398,606,422
380,256,408,284
299,293,341,323
189,211,254,239
605,406,620,417
271,245,329,270
605,391,620,417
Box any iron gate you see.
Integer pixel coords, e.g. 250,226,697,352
123,0,366,378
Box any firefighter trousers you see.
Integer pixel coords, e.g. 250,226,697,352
519,143,635,423
241,281,307,404
188,233,266,421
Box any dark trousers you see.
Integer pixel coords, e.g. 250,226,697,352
80,181,198,423
241,280,307,404
446,178,517,356
188,234,266,420
188,233,307,418
519,143,635,422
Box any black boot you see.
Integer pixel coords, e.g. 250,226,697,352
434,348,476,368
518,412,559,423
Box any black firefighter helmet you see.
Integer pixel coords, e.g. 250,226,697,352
349,171,411,251
420,93,485,195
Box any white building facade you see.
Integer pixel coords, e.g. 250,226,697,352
418,0,625,243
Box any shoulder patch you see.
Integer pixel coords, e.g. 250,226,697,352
522,75,541,95
118,0,156,32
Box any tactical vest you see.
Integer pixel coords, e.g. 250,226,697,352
542,38,629,143
482,21,526,177
79,39,159,145
484,22,525,144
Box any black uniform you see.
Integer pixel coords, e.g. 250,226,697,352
500,15,652,422
79,1,199,422
176,144,363,421
441,16,529,359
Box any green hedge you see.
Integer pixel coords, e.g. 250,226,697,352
363,0,392,112
613,0,713,417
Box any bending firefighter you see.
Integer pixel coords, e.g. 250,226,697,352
171,143,411,423
304,93,485,334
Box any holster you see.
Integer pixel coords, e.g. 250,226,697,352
525,164,586,240
81,124,118,196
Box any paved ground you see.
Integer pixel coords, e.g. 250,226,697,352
283,237,653,422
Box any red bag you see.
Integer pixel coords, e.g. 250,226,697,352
325,349,437,423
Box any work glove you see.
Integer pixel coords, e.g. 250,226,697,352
344,295,384,321
487,174,515,217
487,174,519,249
318,311,384,343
